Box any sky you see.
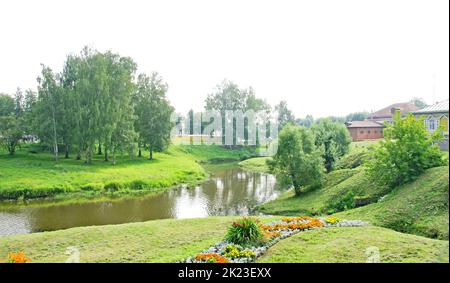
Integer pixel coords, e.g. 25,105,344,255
0,0,448,118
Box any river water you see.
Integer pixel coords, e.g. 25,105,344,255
0,167,281,236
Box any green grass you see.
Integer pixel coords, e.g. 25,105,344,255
238,157,272,173
257,226,449,263
0,216,281,263
334,166,449,240
177,144,258,163
258,167,388,216
1,216,447,263
0,145,208,201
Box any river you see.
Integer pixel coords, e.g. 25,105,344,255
0,166,282,236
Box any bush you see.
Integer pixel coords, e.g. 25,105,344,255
104,182,123,192
366,112,445,188
225,217,265,247
326,190,355,213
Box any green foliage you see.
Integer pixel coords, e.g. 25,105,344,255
225,217,265,247
366,112,445,188
275,100,295,129
0,116,23,155
0,93,15,116
271,125,324,196
133,73,174,160
325,190,355,213
312,118,352,172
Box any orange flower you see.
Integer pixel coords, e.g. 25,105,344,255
195,253,229,263
8,251,31,263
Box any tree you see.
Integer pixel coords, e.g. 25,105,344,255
410,97,428,109
0,116,23,155
312,118,352,172
270,124,324,196
296,115,314,128
274,101,295,129
366,112,445,188
35,65,62,161
0,93,14,117
345,111,369,122
133,72,174,160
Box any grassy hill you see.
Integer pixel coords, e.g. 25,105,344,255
335,166,449,240
258,226,449,263
258,167,389,215
0,216,447,263
259,166,449,240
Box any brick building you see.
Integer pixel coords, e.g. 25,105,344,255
345,120,384,141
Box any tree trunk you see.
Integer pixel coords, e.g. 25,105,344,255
76,148,81,160
104,147,109,162
112,145,116,165
51,106,58,161
65,144,69,159
138,142,142,157
149,144,153,160
98,143,102,155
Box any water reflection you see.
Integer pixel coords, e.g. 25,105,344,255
0,168,281,236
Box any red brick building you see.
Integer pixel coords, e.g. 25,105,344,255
345,120,384,141
346,102,420,142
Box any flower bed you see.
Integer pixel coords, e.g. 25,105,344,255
182,216,368,263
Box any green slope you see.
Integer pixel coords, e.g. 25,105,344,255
335,166,449,240
258,167,388,215
258,226,449,263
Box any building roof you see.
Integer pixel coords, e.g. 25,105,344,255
369,102,420,119
345,120,385,128
412,100,449,114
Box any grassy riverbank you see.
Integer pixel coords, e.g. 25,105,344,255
238,157,271,173
0,216,447,263
0,145,257,201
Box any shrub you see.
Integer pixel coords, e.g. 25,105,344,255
326,190,355,213
366,112,445,188
81,183,103,191
225,217,265,247
104,182,123,192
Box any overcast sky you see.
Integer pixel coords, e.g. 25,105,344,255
0,0,448,118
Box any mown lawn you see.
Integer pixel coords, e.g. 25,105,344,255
258,167,387,215
238,157,272,173
1,216,447,263
0,216,280,263
334,166,449,240
257,226,449,263
0,145,209,200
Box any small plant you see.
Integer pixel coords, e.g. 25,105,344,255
223,244,256,259
225,217,265,247
195,253,229,263
325,216,341,224
8,251,31,263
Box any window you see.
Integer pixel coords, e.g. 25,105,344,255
360,130,364,134
425,117,438,132
368,130,371,134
